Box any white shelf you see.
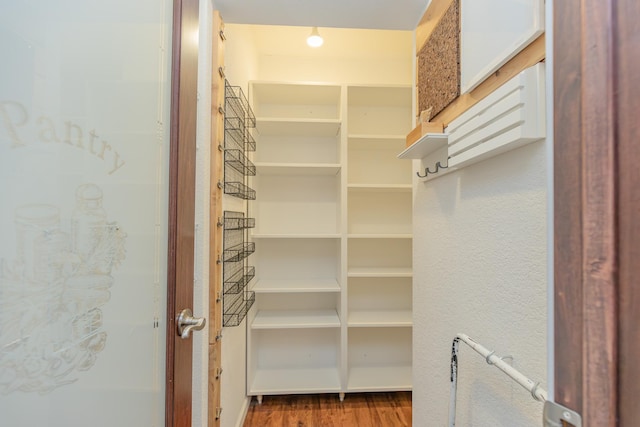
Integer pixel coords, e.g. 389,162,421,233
347,229,412,237
256,118,341,137
251,310,341,329
252,233,341,239
348,267,413,278
250,367,342,395
256,162,341,176
347,234,412,239
347,366,412,391
253,279,340,293
348,134,406,140
347,184,411,192
348,310,412,327
397,133,448,159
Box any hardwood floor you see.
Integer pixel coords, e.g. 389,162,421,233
243,392,412,427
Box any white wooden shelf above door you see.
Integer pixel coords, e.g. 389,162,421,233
251,367,342,395
347,366,412,392
252,279,340,293
256,162,341,176
251,309,341,329
347,310,412,327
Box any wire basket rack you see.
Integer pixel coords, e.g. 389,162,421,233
222,211,255,327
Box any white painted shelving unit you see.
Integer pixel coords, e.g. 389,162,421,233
345,85,413,393
247,81,413,400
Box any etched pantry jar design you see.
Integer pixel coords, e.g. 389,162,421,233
0,184,126,394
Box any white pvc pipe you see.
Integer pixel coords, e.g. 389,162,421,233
448,333,547,427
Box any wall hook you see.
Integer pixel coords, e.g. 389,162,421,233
416,157,450,178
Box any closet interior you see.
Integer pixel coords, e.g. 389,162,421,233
220,24,414,405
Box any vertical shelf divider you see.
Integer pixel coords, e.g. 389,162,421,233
339,84,350,398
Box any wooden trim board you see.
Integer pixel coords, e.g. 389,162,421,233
208,10,225,427
554,0,621,424
617,0,640,423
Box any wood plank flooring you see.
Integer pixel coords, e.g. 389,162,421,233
243,392,412,427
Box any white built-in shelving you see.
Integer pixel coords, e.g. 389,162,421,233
345,86,413,392
247,81,412,399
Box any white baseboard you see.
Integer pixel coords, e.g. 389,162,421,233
234,396,251,427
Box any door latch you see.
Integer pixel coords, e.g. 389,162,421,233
176,308,206,339
543,401,582,427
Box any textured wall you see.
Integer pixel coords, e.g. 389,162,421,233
412,140,548,426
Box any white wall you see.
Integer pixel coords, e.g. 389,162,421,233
248,25,412,84
218,23,259,427
412,139,548,425
258,55,412,86
412,2,549,425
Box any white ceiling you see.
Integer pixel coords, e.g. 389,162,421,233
214,0,429,30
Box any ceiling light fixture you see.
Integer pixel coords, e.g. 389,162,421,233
307,27,323,48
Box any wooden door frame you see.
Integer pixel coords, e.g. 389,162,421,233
614,1,640,424
166,0,200,426
553,0,639,424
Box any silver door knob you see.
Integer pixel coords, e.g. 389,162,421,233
177,308,206,339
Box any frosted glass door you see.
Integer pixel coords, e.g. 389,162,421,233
0,1,172,426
